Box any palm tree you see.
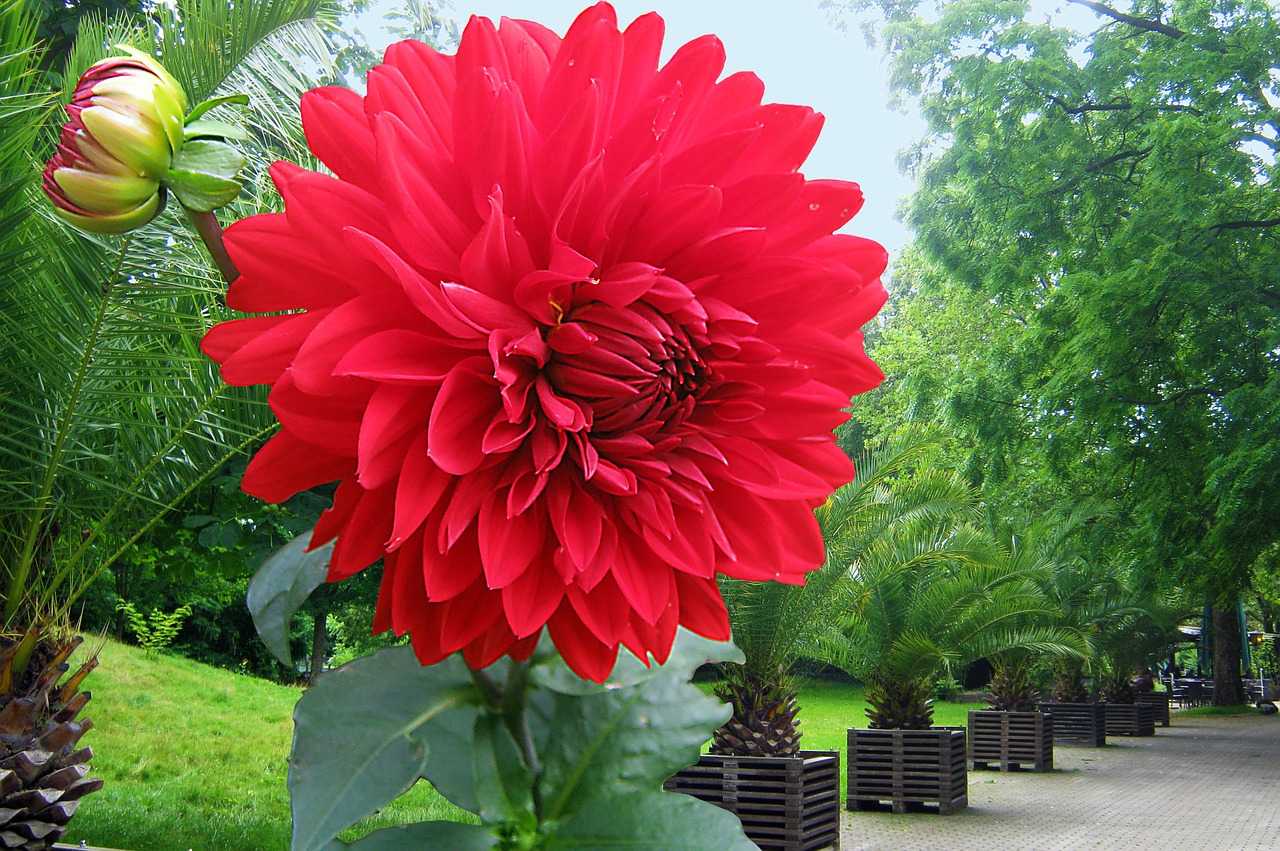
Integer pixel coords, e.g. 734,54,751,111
981,506,1103,711
711,435,1011,752
825,441,1086,730
0,1,339,842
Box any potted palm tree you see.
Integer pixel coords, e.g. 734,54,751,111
664,568,848,851
830,444,1082,814
969,513,1094,772
969,655,1055,771
664,442,914,851
1032,556,1128,746
0,3,335,844
1095,605,1182,736
1036,561,1175,744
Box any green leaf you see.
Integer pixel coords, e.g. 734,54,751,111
165,170,242,212
533,630,739,821
543,791,756,850
327,821,497,850
185,92,250,122
290,648,479,851
471,713,535,828
183,118,250,142
415,705,482,814
245,529,333,666
170,138,245,178
165,139,246,211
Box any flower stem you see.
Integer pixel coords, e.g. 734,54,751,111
469,660,543,818
503,660,541,780
182,205,239,284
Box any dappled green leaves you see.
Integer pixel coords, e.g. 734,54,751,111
837,0,1280,609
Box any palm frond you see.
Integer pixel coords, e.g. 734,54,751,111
0,0,340,634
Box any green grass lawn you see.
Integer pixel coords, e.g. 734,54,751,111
63,639,471,851
65,641,971,850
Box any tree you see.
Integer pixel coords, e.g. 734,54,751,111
823,436,1086,728
835,0,1280,702
710,435,964,754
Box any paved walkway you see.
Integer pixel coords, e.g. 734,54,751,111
840,713,1280,850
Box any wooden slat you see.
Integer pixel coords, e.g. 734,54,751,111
665,751,841,851
967,710,1053,772
1103,702,1156,736
847,728,968,815
1137,692,1172,726
1038,702,1106,746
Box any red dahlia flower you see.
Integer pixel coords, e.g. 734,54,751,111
202,2,887,682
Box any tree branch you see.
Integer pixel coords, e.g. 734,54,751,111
1210,218,1280,235
1085,147,1154,173
1046,93,1132,115
1041,90,1204,117
1067,0,1185,39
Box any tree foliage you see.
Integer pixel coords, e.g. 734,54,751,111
836,0,1280,620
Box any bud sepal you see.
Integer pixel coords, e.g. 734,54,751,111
43,46,248,235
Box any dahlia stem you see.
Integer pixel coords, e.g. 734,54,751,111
469,660,543,816
183,205,239,284
502,660,541,780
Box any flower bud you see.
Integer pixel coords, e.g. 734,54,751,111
42,46,188,235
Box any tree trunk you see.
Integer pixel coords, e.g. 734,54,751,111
1211,606,1245,706
308,612,327,685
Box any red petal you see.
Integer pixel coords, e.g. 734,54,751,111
609,532,672,625
548,604,619,683
478,492,546,589
379,39,455,155
460,189,536,299
389,433,450,547
355,385,432,490
621,573,678,664
242,432,353,503
201,312,323,386
300,87,377,192
438,581,504,654
425,518,484,602
501,557,565,638
224,215,359,311
462,619,522,670
426,358,501,474
335,328,469,384
328,483,395,580
547,476,603,570
565,573,631,646
674,573,731,641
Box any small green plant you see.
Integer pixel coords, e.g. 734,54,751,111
932,673,964,702
116,602,193,656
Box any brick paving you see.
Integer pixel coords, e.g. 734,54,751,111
840,713,1280,850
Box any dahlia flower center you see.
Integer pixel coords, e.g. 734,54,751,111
508,287,712,434
553,298,712,436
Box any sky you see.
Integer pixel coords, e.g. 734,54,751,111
361,0,926,257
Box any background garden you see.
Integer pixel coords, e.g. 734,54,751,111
2,0,1277,848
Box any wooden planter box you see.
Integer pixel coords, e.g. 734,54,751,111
1137,691,1171,726
846,727,967,815
1103,702,1156,736
967,710,1053,772
664,750,840,851
1037,702,1106,746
